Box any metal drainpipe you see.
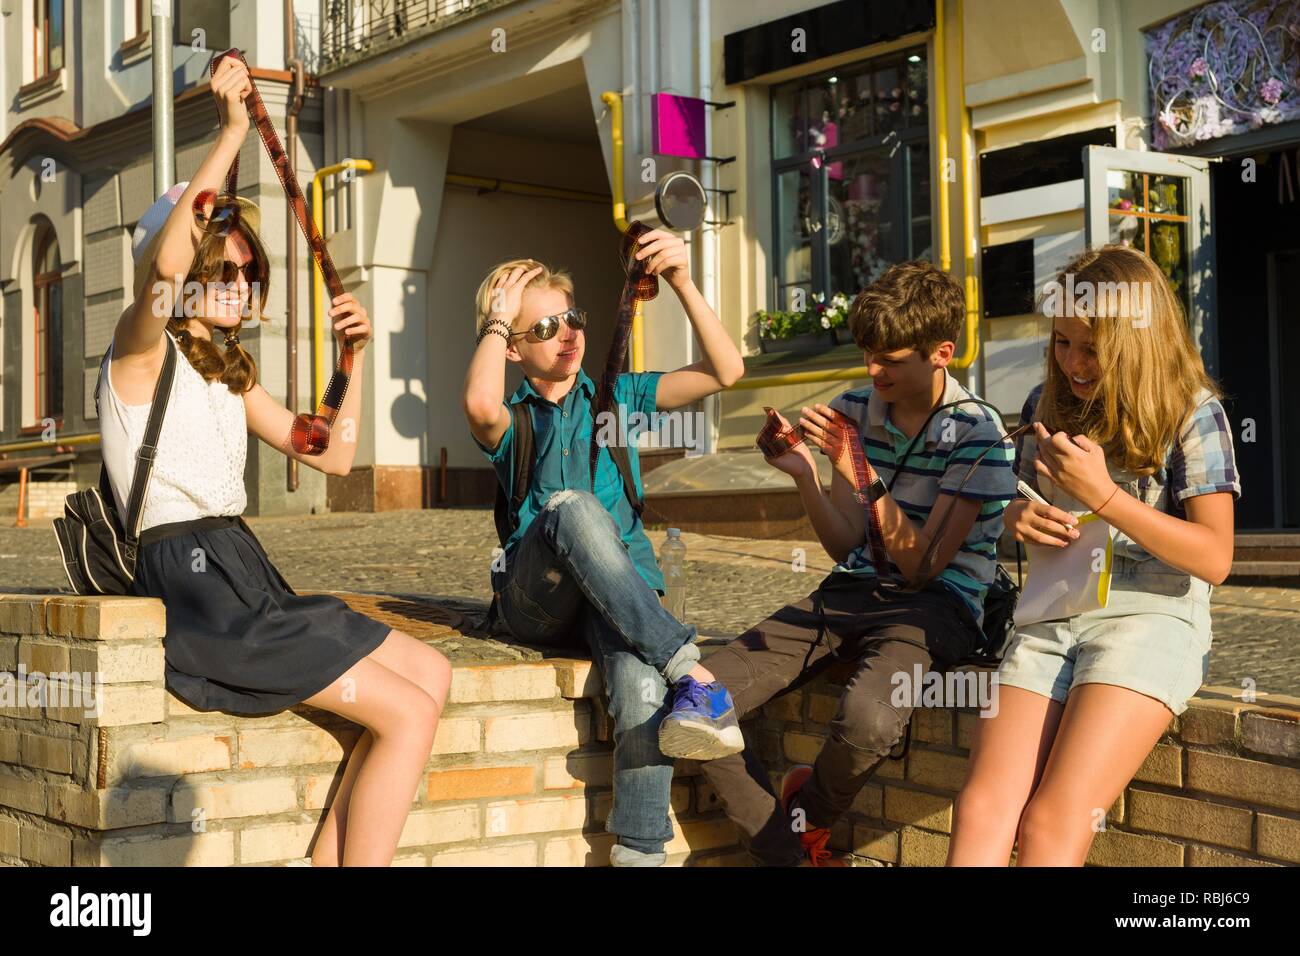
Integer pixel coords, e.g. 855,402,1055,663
698,0,718,456
150,2,174,195
950,0,982,375
285,0,306,492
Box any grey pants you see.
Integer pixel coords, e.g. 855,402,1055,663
698,573,979,866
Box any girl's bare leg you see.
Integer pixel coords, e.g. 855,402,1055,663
947,685,1065,866
299,646,448,866
310,729,373,866
1015,682,1174,866
310,630,451,865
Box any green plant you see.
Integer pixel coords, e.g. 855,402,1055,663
754,291,854,340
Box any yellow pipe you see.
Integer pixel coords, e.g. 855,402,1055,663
934,0,950,273
312,159,374,408
951,0,980,369
631,303,645,374
600,90,644,373
729,366,869,390
0,433,99,454
600,92,630,232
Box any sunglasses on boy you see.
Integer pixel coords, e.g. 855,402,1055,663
508,307,588,341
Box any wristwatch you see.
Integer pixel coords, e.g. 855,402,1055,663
867,474,887,504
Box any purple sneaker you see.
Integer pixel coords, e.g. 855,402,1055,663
658,676,745,760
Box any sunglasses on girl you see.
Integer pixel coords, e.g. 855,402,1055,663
200,224,258,285
508,307,588,341
215,257,258,285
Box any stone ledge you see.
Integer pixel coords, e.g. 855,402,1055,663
2,592,1297,866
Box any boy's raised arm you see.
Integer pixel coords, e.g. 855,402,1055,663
623,229,743,411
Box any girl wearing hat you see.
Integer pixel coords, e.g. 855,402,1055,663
103,54,450,866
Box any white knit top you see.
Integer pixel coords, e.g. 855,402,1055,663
99,331,248,532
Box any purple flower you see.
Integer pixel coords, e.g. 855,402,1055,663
1189,56,1207,78
1260,77,1285,105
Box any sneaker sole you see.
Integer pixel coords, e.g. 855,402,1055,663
658,719,745,760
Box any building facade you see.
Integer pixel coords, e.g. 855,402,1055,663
4,0,1295,535
0,0,329,516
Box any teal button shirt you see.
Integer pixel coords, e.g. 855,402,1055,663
473,368,666,594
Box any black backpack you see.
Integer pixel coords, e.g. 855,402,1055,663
52,341,176,595
887,397,1021,666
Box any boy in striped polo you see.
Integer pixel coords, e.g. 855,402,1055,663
696,260,1017,866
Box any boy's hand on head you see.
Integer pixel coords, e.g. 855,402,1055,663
1032,422,1117,513
634,229,691,290
488,265,544,327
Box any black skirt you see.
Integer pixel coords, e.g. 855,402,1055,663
130,514,392,715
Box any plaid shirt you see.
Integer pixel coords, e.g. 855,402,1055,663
1018,387,1241,562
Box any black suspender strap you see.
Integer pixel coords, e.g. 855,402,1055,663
509,402,534,529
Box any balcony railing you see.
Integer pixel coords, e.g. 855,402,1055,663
320,0,503,71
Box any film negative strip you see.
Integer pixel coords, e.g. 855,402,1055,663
589,220,659,486
756,405,890,573
206,48,353,456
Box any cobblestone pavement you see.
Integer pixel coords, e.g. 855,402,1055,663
2,508,1297,695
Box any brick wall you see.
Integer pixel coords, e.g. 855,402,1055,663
0,595,742,866
0,481,77,519
1,593,1296,867
751,670,1300,867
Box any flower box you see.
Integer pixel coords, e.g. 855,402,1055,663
758,329,842,354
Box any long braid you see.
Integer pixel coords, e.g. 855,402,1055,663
166,316,258,393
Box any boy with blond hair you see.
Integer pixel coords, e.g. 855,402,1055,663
462,229,746,865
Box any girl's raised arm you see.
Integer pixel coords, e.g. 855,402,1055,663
245,293,371,476
114,57,252,358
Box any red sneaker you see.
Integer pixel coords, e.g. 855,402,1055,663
780,765,844,867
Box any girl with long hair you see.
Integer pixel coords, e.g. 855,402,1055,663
104,55,450,866
947,244,1240,865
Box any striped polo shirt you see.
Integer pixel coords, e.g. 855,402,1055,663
827,369,1017,627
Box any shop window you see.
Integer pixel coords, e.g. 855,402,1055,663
770,46,930,317
1147,0,1298,151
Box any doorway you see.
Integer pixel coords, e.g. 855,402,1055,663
1214,145,1300,530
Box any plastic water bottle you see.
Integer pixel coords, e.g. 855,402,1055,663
659,528,687,621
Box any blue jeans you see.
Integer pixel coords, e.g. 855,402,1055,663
495,489,691,851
